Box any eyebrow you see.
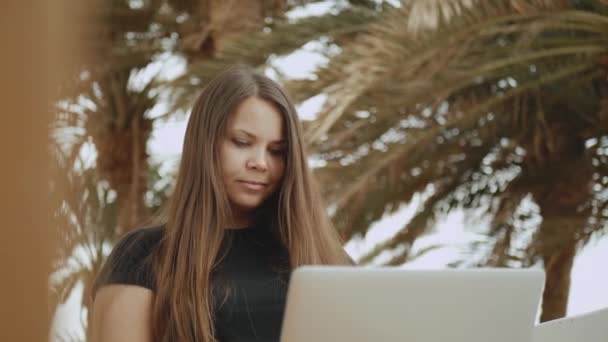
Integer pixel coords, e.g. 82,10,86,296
234,129,286,144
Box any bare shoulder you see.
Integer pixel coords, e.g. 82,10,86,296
90,284,154,342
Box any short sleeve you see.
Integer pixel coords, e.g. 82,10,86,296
92,226,164,297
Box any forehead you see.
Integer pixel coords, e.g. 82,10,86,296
227,96,285,141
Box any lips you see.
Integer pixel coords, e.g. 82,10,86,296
237,180,268,191
238,180,268,186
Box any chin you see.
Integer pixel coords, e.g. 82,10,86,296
231,196,265,211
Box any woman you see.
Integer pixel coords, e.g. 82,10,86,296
91,65,353,342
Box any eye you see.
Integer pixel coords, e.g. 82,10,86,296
232,138,250,147
269,147,287,156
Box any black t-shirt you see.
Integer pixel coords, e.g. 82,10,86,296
94,224,291,342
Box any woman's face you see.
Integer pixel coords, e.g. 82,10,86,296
220,96,287,217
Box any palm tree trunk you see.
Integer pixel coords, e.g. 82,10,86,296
539,234,577,322
523,113,594,321
95,114,153,236
114,168,149,235
116,116,152,236
530,156,592,321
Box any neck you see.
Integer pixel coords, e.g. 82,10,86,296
226,207,254,230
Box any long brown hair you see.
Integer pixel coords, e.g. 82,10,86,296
151,65,351,342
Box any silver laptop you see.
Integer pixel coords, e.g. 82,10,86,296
533,307,608,342
280,266,544,342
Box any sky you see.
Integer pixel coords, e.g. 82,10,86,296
50,1,608,340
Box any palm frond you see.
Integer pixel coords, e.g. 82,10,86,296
357,173,464,264
288,2,605,152
165,5,382,110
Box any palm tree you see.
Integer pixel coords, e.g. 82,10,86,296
57,0,294,236
56,0,174,237
288,0,608,321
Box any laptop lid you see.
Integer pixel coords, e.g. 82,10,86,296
280,266,544,342
533,307,608,342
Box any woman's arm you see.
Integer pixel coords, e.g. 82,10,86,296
90,285,154,342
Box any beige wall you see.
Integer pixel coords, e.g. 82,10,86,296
0,1,85,340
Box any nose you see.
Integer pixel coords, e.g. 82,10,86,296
246,148,268,172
